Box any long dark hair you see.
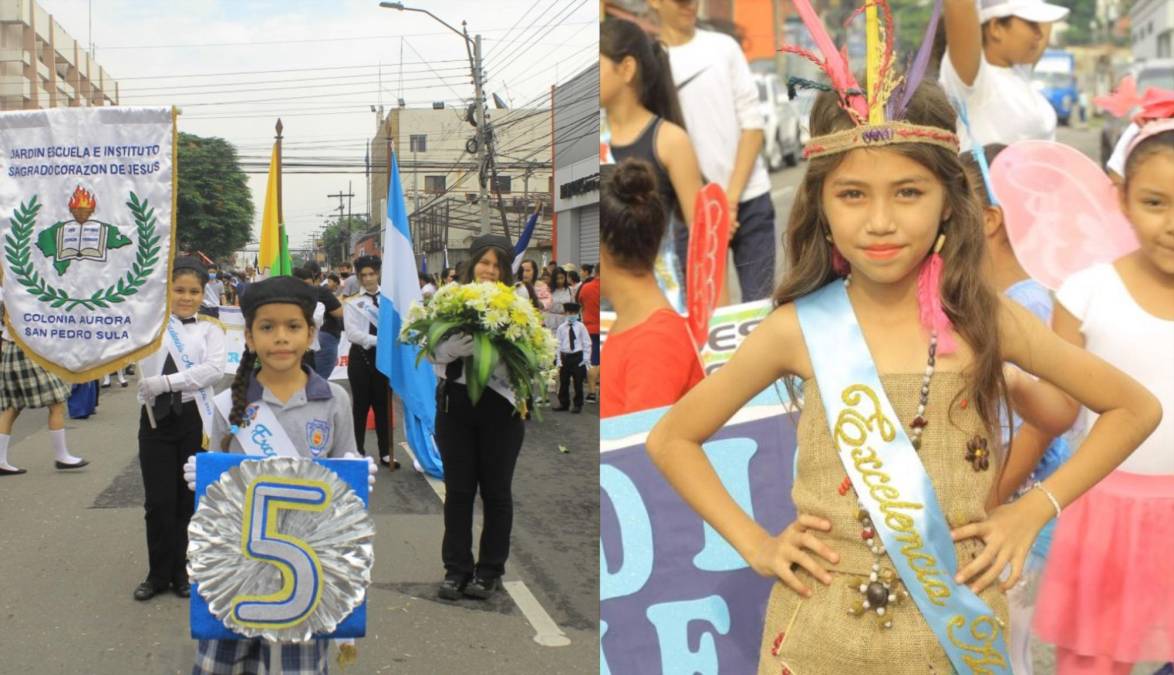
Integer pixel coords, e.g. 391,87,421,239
600,17,686,130
461,247,516,286
774,79,1007,444
219,300,316,450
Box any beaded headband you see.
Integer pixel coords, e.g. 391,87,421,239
784,0,959,160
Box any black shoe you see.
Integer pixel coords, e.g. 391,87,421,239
133,581,165,601
125,365,136,375
437,576,469,601
551,406,569,412
572,407,582,414
55,458,89,470
120,381,129,388
0,466,27,476
172,581,191,598
463,576,503,599
586,393,597,402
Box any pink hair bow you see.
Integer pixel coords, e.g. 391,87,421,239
1095,76,1174,124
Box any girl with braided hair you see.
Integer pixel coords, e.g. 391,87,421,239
181,275,375,675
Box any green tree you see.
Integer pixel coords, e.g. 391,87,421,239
1052,0,1096,45
176,133,254,261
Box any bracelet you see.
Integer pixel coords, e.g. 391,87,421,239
1032,481,1062,519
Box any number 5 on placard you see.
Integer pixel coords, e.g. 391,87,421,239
230,477,333,629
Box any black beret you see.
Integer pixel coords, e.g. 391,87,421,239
173,255,207,273
353,255,382,273
469,234,513,269
240,276,316,316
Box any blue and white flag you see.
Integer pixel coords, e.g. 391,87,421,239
375,151,443,478
511,210,540,275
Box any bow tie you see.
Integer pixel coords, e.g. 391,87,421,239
177,316,197,325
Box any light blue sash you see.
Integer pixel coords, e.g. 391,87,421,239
795,280,1010,675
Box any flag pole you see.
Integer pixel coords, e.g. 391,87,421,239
275,118,283,225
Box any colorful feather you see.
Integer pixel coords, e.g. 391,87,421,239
889,0,944,119
788,0,868,118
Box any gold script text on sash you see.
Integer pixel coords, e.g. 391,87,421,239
834,384,952,607
947,615,1008,674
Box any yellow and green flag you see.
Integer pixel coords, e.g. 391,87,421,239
259,142,293,275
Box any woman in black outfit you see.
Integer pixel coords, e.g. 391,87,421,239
430,234,526,601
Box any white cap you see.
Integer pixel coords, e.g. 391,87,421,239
978,0,1069,24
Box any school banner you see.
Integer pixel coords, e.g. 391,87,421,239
220,306,350,380
600,297,795,674
0,107,176,382
600,402,796,675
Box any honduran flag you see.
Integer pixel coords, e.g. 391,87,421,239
375,151,443,478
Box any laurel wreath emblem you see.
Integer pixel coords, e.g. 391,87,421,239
4,193,160,311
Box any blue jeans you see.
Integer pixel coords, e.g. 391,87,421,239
314,332,339,380
675,191,777,302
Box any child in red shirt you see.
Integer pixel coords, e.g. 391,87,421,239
600,159,704,418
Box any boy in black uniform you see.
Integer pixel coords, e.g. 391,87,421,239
343,256,398,469
553,302,591,413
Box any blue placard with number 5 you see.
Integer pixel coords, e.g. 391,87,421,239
190,453,369,639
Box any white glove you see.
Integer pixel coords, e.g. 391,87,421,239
435,334,475,361
183,455,197,492
344,452,377,490
138,375,170,399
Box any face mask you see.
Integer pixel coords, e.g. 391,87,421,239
208,272,217,279
567,315,578,323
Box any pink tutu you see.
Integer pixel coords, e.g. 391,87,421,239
1034,470,1174,662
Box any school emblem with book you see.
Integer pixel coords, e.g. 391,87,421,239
34,186,132,274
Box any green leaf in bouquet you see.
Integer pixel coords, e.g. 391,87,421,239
427,320,464,354
463,355,484,404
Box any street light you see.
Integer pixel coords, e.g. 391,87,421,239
378,1,491,235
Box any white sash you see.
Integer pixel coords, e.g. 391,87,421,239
355,295,380,330
212,389,301,458
163,316,216,445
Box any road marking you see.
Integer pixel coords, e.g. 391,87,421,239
398,441,445,500
772,185,795,201
504,580,572,647
398,441,569,647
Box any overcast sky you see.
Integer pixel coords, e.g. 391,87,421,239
36,0,598,261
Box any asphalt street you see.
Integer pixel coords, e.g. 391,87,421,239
0,371,599,674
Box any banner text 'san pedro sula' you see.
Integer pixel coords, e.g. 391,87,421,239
0,107,177,382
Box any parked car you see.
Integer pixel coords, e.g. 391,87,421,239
792,89,818,147
1100,58,1174,169
753,73,803,171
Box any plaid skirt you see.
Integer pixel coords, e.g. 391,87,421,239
193,639,329,675
0,340,71,410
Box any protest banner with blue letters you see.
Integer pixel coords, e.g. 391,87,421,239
0,107,176,381
600,299,797,674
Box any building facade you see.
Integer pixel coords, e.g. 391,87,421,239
367,105,553,274
553,62,600,267
1131,0,1174,61
0,0,118,110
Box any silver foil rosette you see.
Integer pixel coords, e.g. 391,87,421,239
187,457,375,642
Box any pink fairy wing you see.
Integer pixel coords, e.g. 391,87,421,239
990,141,1138,290
687,183,731,349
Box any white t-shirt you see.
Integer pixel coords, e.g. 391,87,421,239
666,29,771,203
1057,263,1174,475
940,52,1057,151
203,279,223,309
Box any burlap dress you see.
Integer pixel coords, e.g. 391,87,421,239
757,373,1008,674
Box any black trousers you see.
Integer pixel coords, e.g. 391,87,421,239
347,345,389,457
558,352,585,409
435,382,525,580
138,400,202,588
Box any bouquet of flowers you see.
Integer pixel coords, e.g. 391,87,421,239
401,281,557,414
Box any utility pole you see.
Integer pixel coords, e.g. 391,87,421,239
327,187,354,260
464,22,490,234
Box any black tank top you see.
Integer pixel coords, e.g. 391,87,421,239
609,116,680,222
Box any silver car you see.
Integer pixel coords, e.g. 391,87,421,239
754,73,804,171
